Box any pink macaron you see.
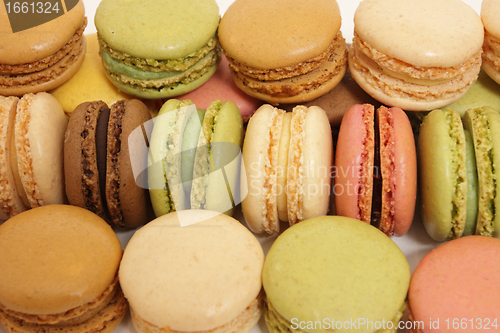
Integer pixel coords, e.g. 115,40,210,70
408,236,500,332
175,55,262,122
334,104,417,236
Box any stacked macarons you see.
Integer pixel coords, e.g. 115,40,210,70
0,93,67,220
241,104,333,234
148,99,244,217
95,0,221,99
0,1,87,96
418,107,500,241
334,104,417,237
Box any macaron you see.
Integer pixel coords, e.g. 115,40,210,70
94,0,221,99
148,99,244,217
241,104,333,234
334,104,417,237
408,236,500,333
64,99,154,229
218,0,347,105
0,93,67,219
175,55,263,122
349,0,484,111
263,216,410,333
119,210,264,333
418,107,500,241
0,205,127,333
0,1,87,96
281,66,379,127
482,0,500,85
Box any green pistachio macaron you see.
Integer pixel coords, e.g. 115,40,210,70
418,107,500,241
263,216,410,333
95,0,221,99
148,99,243,217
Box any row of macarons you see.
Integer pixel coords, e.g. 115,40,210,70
1,205,498,333
1,88,500,244
3,0,500,116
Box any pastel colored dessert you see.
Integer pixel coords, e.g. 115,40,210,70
418,108,500,241
64,99,154,229
218,0,347,105
95,0,221,99
148,99,243,217
0,93,67,219
119,210,264,333
176,55,263,122
241,104,333,234
408,236,500,333
349,0,484,111
0,205,127,333
0,1,86,96
334,104,417,237
281,66,379,127
443,70,500,116
50,33,135,116
263,216,410,333
482,0,500,85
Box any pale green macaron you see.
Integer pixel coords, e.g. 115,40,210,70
263,216,410,333
95,0,221,99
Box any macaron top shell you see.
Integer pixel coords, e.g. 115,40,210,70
409,236,500,333
219,0,341,69
95,0,219,60
482,0,500,38
354,0,483,68
0,205,122,315
263,216,410,333
0,0,85,65
119,210,264,332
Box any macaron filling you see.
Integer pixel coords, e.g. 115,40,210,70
463,130,479,236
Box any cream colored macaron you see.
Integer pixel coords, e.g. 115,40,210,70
349,0,484,111
119,210,264,333
481,0,500,85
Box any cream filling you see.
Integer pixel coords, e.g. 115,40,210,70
381,66,455,86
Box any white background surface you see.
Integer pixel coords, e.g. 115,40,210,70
0,1,485,333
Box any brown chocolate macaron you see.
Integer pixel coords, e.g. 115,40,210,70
0,1,87,96
64,99,153,229
0,205,127,333
218,0,347,105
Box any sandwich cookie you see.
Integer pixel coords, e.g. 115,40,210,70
218,0,347,105
0,1,87,96
263,216,410,333
0,93,67,219
0,205,127,333
64,99,154,229
408,236,500,333
334,104,417,237
418,108,500,241
482,0,500,85
241,104,333,234
148,99,244,217
95,0,221,99
119,210,264,333
349,0,484,111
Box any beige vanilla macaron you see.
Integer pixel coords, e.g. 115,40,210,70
218,0,347,105
0,205,127,333
349,0,484,111
119,210,264,333
481,0,500,85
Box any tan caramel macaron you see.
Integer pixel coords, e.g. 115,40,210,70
0,205,127,333
481,0,500,85
349,0,484,111
218,0,347,105
0,1,87,96
119,210,264,333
